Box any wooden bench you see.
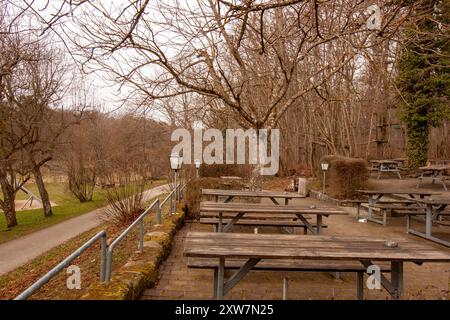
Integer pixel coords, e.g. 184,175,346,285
199,217,328,234
199,202,345,234
367,204,425,226
187,257,392,300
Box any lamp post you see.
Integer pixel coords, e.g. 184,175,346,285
194,159,201,178
321,160,329,195
169,154,183,203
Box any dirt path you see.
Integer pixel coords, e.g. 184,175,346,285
0,184,169,276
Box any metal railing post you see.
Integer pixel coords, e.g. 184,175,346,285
156,200,162,224
105,249,113,282
139,219,144,252
100,233,107,282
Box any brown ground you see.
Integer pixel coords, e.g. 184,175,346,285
141,178,450,300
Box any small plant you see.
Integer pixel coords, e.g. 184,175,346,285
101,176,145,226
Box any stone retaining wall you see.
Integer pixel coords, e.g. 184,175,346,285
81,211,185,300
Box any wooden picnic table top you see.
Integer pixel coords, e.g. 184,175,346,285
419,165,450,171
201,188,305,198
355,189,440,196
184,232,450,262
200,202,347,215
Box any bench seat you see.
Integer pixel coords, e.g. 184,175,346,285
188,258,391,272
200,217,327,229
200,212,311,220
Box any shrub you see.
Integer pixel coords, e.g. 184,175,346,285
317,155,369,199
101,178,145,226
181,177,247,220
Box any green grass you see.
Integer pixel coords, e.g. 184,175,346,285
0,179,167,245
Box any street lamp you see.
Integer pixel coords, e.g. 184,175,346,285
194,159,201,178
169,154,183,202
321,160,329,194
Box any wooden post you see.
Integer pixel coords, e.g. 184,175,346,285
298,177,307,196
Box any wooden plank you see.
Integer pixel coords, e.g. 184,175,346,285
202,188,305,198
200,202,347,215
416,199,450,205
200,218,327,228
184,232,450,262
419,165,450,171
356,189,439,196
187,258,392,272
200,212,312,219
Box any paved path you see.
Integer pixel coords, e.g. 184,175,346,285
0,184,170,275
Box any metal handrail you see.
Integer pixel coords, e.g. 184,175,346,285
15,230,107,300
15,181,188,297
160,188,176,213
104,181,187,282
104,198,160,281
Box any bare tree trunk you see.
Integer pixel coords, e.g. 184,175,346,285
32,167,52,217
248,163,264,191
0,170,17,228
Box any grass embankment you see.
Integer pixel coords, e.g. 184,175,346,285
0,180,166,244
0,193,172,300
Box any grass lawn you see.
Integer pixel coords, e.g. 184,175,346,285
0,193,171,300
0,179,167,245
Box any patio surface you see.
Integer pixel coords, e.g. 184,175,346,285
141,179,450,300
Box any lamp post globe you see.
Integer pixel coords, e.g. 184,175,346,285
321,160,329,195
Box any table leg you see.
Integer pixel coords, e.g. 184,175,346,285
223,212,244,232
391,261,404,300
425,204,432,237
270,197,280,205
441,174,448,191
284,198,289,205
218,211,223,232
283,277,288,300
416,172,424,188
316,215,323,234
213,268,218,299
368,196,374,219
216,258,225,299
296,214,317,235
357,272,364,300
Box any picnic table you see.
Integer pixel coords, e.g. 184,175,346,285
202,188,304,205
184,232,450,300
369,160,402,179
354,189,439,225
200,202,347,234
416,165,450,191
406,198,450,247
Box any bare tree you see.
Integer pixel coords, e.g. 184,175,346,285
35,0,409,184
